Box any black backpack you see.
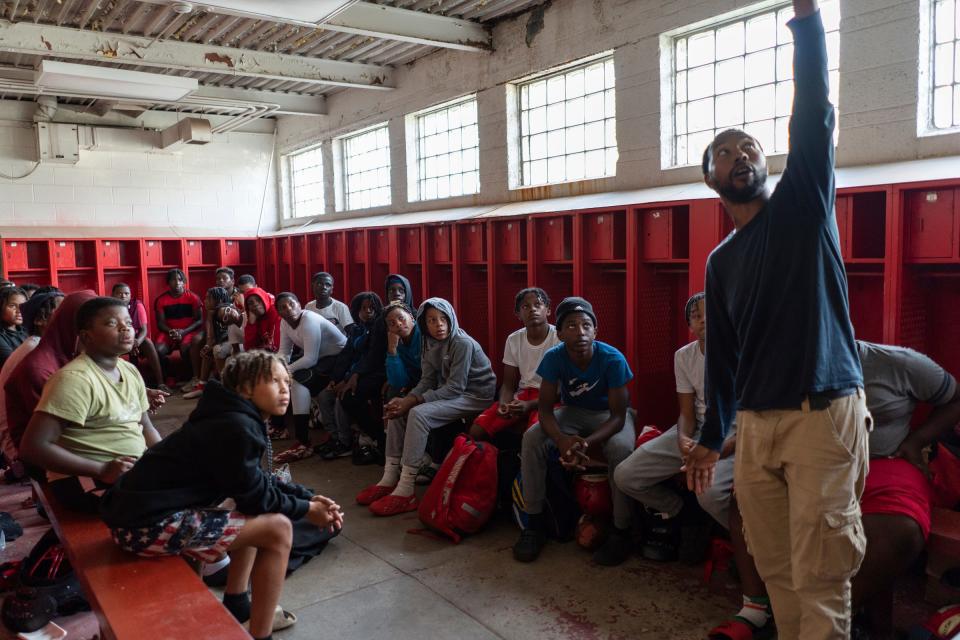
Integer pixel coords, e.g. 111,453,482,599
510,449,581,541
1,530,89,633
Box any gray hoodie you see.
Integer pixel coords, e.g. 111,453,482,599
410,298,496,403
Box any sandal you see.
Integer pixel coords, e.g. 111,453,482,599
243,605,297,632
273,444,313,464
708,618,775,640
415,464,437,486
369,494,418,516
356,484,395,505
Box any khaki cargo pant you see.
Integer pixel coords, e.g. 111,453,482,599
734,390,870,640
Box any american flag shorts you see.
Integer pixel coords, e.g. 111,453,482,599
111,508,246,564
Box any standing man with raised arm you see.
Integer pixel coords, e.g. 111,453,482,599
684,2,870,638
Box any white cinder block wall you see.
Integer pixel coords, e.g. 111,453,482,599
276,0,959,226
0,115,277,235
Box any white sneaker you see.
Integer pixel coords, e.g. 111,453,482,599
180,378,198,392
183,384,204,400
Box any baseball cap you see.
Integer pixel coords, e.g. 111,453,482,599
555,297,597,327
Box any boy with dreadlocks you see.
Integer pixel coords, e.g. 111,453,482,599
101,351,344,640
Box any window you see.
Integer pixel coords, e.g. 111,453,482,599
666,1,840,167
516,56,617,187
927,0,960,131
340,123,391,211
287,145,325,218
410,97,479,202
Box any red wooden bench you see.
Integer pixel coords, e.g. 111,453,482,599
32,480,248,640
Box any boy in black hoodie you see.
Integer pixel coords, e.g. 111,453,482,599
101,351,343,640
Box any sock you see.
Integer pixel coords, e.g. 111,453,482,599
201,554,230,576
293,414,310,446
222,591,250,623
735,594,771,629
391,465,419,497
377,457,400,487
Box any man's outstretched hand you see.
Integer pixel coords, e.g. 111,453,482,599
682,444,720,495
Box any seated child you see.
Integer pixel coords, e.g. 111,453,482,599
243,287,281,352
318,292,384,461
0,289,63,481
112,282,166,392
274,293,347,463
154,269,204,389
383,301,422,398
20,296,162,510
613,292,734,561
356,298,495,516
470,288,559,442
236,274,257,294
215,267,246,344
304,272,354,334
184,287,237,400
18,283,39,299
100,351,344,640
0,287,27,370
513,297,635,566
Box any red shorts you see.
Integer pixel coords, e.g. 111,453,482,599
155,330,200,350
860,457,933,539
473,387,541,437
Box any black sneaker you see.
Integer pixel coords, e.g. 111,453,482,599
641,508,680,562
513,528,547,562
592,528,632,566
352,445,380,466
320,439,352,460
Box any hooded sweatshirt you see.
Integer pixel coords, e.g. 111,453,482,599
243,287,281,352
100,379,311,528
352,274,414,378
5,290,96,451
331,294,380,382
385,322,421,390
410,298,496,403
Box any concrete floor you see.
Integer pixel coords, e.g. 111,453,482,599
152,396,740,640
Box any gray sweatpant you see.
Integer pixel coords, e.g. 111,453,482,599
612,424,734,527
386,395,491,467
317,388,352,444
521,406,636,530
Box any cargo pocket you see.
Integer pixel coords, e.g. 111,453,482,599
815,505,866,580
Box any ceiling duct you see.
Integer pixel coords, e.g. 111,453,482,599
160,117,213,148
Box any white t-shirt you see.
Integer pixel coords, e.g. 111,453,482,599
280,311,347,373
674,340,706,426
502,325,561,390
304,299,353,334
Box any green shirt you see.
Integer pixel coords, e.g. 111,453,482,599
36,353,149,464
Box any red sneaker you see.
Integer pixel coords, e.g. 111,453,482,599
369,494,418,517
355,484,395,505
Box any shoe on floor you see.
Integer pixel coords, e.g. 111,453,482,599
356,484,395,505
180,377,199,392
592,528,632,566
415,464,438,486
641,508,680,562
183,383,205,400
319,439,352,460
513,528,547,562
273,443,313,464
352,445,380,466
369,493,418,516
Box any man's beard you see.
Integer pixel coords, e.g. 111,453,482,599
718,167,768,203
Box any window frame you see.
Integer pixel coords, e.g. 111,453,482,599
335,121,392,212
406,95,481,203
283,143,326,220
918,0,960,136
510,51,618,189
660,0,840,168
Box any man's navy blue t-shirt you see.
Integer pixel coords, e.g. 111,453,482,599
699,11,863,451
537,341,633,412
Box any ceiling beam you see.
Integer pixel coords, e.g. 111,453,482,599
325,2,491,52
0,20,393,90
193,85,326,116
132,0,492,52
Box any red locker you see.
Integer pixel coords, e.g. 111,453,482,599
835,196,850,259
184,240,204,266
641,209,673,260
371,229,390,264
497,220,526,263
3,242,29,271
53,241,77,269
223,240,241,265
585,211,626,261
143,240,164,267
402,228,421,263
905,188,955,260
431,226,452,264
540,216,572,262
460,223,486,264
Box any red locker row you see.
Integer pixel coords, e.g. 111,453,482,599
1,237,258,339
1,179,958,427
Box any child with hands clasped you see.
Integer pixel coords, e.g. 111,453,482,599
101,351,343,640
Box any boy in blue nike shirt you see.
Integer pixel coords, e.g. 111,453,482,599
513,297,635,565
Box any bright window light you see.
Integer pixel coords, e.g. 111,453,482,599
288,146,324,218
517,56,618,187
341,124,391,211
928,0,960,130
667,1,840,167
412,97,480,202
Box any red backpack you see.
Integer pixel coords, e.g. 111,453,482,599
418,434,498,543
